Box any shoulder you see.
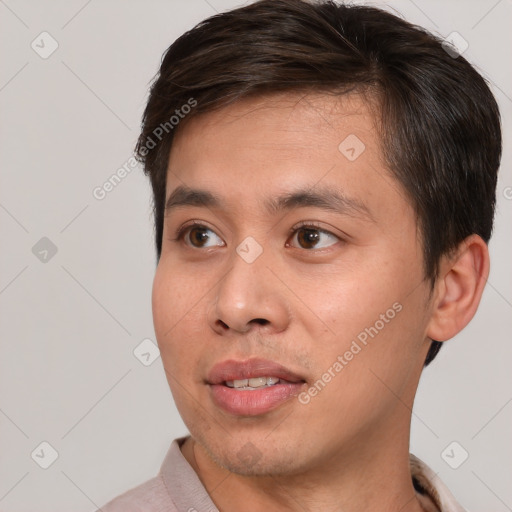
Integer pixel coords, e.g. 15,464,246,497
96,474,178,512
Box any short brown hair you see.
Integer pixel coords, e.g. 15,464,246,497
136,0,502,365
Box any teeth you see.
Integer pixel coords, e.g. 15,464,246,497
225,377,281,389
249,377,267,388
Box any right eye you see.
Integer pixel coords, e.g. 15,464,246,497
175,223,225,248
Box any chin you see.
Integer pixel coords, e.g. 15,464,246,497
197,431,307,477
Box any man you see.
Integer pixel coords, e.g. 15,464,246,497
98,0,501,510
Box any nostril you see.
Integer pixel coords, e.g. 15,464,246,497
215,318,268,332
252,318,269,326
217,320,229,330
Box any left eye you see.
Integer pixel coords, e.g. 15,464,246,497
288,226,339,250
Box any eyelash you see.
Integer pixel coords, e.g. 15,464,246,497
171,220,342,249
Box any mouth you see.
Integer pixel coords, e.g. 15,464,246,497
207,358,307,416
224,376,284,389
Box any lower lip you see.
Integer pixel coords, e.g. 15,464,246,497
209,382,305,416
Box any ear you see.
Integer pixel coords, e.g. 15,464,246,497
426,234,490,342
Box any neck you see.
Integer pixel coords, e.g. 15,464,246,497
181,427,425,512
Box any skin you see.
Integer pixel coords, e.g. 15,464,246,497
152,92,489,511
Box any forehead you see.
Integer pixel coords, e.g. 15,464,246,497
165,91,411,226
171,91,380,159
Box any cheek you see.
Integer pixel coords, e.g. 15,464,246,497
299,297,427,437
301,251,426,369
152,260,207,366
298,265,398,344
152,262,180,339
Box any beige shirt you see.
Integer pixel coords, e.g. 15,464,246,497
97,437,466,512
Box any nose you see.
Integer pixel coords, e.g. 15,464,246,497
208,248,291,336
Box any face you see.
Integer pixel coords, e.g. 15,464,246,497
152,92,434,476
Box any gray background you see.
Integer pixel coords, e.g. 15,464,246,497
0,0,510,510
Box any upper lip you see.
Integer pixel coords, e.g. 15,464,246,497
207,358,306,385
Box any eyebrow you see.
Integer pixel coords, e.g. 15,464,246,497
165,185,375,222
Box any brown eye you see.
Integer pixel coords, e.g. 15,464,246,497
188,227,210,247
178,224,224,248
297,228,320,249
290,226,339,250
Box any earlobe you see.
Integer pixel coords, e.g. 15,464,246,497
426,235,490,342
